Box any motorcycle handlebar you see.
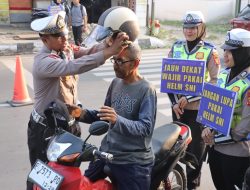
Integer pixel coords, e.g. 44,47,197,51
92,149,113,162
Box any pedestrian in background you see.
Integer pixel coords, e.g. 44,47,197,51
69,0,88,46
49,0,70,25
167,11,220,190
27,11,128,190
202,28,250,190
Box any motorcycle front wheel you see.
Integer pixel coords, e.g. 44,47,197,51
157,164,187,190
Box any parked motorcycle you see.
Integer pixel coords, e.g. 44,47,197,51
27,100,197,190
31,8,50,22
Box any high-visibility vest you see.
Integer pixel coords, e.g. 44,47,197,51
217,69,250,129
172,41,213,82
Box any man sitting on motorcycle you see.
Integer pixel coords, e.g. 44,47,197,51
68,42,157,190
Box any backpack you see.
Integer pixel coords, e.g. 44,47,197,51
63,2,70,16
70,3,84,17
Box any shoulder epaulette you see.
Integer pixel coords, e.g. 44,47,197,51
220,68,230,74
173,40,184,45
203,41,216,49
48,54,60,59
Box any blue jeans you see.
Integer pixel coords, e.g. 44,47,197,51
84,159,153,190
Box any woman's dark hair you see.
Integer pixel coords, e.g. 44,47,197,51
53,0,59,5
230,47,250,81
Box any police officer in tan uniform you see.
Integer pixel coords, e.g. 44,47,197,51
167,11,220,190
27,11,128,190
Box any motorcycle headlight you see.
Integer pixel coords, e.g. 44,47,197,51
47,139,71,162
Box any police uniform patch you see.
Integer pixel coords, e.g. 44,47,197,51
247,89,250,106
231,86,240,92
195,52,204,60
173,51,182,58
212,51,220,65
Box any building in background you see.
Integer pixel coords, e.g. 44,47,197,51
0,0,247,25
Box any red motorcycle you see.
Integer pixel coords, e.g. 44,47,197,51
27,100,197,190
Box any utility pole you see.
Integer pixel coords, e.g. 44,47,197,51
150,0,155,36
235,0,242,16
146,0,149,28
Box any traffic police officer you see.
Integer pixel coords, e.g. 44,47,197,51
167,11,220,190
27,11,128,190
202,28,250,190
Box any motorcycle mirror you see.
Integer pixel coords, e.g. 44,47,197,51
89,121,109,136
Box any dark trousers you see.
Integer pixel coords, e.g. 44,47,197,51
84,159,153,190
27,117,52,190
72,25,83,46
208,148,250,190
172,109,206,189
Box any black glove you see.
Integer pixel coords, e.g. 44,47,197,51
80,143,97,162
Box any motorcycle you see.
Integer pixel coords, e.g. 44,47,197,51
31,8,50,22
27,100,197,190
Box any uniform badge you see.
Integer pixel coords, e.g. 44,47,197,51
212,51,220,65
56,15,65,29
195,52,204,60
240,71,248,78
231,86,240,92
173,51,182,58
185,14,194,23
247,89,250,106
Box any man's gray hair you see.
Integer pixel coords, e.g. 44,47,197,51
126,43,141,60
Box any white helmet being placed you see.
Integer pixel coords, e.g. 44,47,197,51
221,28,250,50
98,6,140,42
183,11,205,28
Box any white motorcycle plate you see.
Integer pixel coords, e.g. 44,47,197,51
28,159,64,190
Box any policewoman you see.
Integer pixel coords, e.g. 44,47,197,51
202,28,250,190
27,11,128,190
167,11,220,190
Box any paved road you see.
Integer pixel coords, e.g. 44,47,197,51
0,49,215,190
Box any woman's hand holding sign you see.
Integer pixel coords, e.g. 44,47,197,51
201,127,215,145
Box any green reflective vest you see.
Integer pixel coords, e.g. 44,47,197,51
172,42,213,82
218,69,250,129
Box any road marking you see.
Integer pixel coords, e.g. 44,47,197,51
94,68,161,76
159,108,172,116
3,61,34,90
0,103,11,107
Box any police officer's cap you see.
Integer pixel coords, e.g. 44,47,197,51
31,11,68,36
221,28,250,50
183,11,205,28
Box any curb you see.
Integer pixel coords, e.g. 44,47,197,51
0,41,43,55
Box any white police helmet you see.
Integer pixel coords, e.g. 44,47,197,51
183,11,205,28
31,11,68,35
98,6,140,41
221,28,250,50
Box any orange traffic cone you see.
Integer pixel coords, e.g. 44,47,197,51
8,56,33,107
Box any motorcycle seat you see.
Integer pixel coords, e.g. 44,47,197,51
152,123,181,154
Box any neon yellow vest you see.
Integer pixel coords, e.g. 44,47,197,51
172,43,212,82
218,70,250,128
